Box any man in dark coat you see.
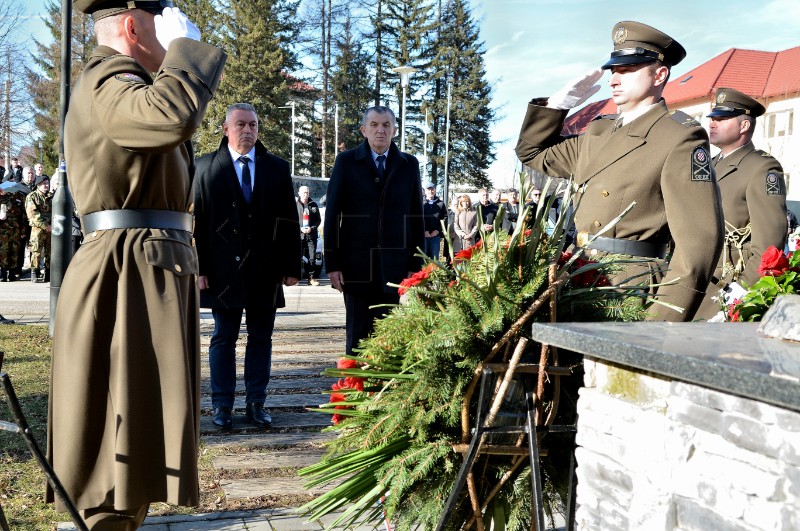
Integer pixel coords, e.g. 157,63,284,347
194,102,300,430
296,185,322,285
422,181,447,259
324,105,424,356
50,3,226,529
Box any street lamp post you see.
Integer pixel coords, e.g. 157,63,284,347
278,101,296,176
38,141,43,163
391,65,418,152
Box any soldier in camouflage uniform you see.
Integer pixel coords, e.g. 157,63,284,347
0,188,27,281
25,175,52,282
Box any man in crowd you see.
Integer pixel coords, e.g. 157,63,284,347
490,188,502,205
422,181,447,259
9,158,22,183
25,175,51,283
48,2,226,529
195,103,299,430
296,185,322,285
325,106,424,356
476,188,497,236
501,188,521,235
0,186,26,282
21,166,35,192
515,20,723,321
695,88,787,319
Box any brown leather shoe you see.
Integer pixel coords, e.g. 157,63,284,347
245,403,272,426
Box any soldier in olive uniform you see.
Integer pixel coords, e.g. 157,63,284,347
516,21,724,321
0,188,27,281
25,175,52,282
47,2,226,529
696,88,787,319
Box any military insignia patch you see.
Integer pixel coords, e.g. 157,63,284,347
716,92,727,104
765,171,783,196
691,146,711,181
115,73,145,83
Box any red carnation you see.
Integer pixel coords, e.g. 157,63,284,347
337,358,358,369
757,246,790,277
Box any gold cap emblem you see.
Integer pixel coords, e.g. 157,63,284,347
613,26,627,45
716,92,726,104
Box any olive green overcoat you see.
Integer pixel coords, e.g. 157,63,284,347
47,38,226,511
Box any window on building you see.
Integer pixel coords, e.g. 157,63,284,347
765,110,794,138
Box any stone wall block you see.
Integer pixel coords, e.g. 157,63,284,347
575,446,634,496
671,381,729,411
583,357,597,388
742,498,784,530
785,464,800,499
688,448,782,498
779,430,800,466
675,496,753,531
592,362,670,409
722,412,781,458
673,473,747,520
776,409,800,432
668,396,723,434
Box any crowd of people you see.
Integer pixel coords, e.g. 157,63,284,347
0,159,53,283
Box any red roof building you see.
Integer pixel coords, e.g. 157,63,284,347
563,45,800,200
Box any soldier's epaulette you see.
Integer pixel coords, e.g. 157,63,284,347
593,113,618,122
668,110,700,127
761,151,774,157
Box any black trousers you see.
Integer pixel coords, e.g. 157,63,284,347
343,288,399,356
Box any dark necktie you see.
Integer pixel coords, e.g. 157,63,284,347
376,155,386,180
239,155,252,204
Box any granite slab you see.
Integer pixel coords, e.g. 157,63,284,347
529,322,800,412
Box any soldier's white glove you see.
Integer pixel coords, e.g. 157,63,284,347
722,281,747,306
547,68,604,110
154,7,200,50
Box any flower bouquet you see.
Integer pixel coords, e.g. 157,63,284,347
300,184,648,530
727,246,799,322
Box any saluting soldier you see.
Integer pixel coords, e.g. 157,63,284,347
516,20,724,321
47,2,226,529
696,88,787,319
25,175,52,282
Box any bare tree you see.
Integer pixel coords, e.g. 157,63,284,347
0,0,29,166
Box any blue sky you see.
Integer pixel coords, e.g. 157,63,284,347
16,0,800,187
470,0,800,188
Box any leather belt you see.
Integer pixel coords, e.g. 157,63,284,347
81,209,192,233
577,232,669,259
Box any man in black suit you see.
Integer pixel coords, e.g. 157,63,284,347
194,102,300,429
324,105,424,356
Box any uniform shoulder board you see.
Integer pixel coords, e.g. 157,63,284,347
115,72,146,84
761,151,774,157
668,110,700,127
593,113,618,122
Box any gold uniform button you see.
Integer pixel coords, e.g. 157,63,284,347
175,264,182,273
188,203,194,213
602,190,610,197
593,221,602,228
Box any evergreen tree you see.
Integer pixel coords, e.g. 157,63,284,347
26,0,94,170
330,14,375,152
193,0,301,159
381,0,437,154
427,0,495,190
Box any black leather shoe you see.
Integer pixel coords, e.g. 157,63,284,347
212,406,233,430
245,403,272,426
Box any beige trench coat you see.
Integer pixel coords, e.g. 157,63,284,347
48,39,226,511
516,99,724,321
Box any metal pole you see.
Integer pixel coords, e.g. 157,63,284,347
423,107,428,183
334,103,339,155
443,82,452,204
50,0,74,335
291,101,296,177
400,83,408,152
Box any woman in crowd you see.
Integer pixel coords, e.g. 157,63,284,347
452,194,478,253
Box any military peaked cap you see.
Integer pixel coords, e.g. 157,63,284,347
602,21,686,69
707,88,766,118
74,0,173,20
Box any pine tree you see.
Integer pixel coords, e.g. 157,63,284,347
26,0,94,169
330,14,375,152
193,0,301,159
427,0,495,191
381,0,437,154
